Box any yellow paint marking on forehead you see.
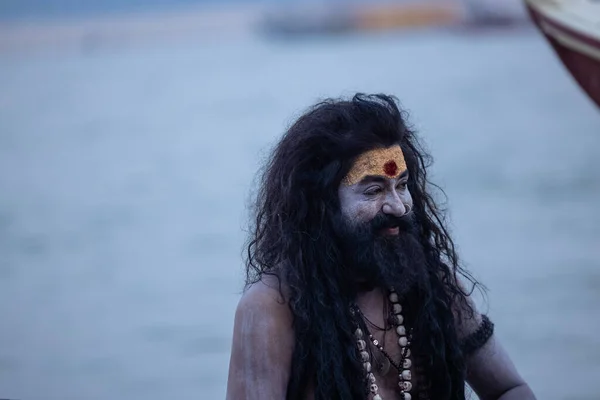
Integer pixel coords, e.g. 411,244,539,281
342,145,407,186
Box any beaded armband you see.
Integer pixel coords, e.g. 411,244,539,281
460,314,494,357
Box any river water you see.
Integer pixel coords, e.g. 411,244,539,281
0,25,599,400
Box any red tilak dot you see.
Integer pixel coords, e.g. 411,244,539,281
383,161,398,176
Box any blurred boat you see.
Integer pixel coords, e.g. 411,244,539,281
259,1,531,38
259,5,354,36
462,0,529,26
525,0,600,108
354,2,461,31
259,1,464,37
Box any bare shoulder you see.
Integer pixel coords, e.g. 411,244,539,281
452,279,484,339
236,275,292,326
233,275,295,356
226,275,294,400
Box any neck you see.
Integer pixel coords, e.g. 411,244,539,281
353,287,392,332
354,286,385,310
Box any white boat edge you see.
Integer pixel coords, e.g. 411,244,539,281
524,0,600,40
525,0,600,62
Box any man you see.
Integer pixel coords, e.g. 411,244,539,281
226,94,536,400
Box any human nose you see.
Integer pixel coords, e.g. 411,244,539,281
382,191,406,217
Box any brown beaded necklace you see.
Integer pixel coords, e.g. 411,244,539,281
351,288,414,400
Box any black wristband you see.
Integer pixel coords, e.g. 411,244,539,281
460,314,494,357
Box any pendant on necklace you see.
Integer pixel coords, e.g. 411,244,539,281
375,352,391,376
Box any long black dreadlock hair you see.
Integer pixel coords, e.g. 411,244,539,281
245,94,480,400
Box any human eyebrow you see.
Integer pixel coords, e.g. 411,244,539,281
397,170,409,180
357,175,388,186
358,170,409,185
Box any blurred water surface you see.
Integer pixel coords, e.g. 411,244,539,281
0,26,599,400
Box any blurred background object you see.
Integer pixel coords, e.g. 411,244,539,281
525,0,600,108
0,1,598,400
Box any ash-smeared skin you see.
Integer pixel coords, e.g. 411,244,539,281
226,169,534,400
226,278,294,400
227,94,536,400
338,170,412,229
226,280,534,400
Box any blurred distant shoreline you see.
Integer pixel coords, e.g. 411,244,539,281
0,1,530,55
0,4,264,54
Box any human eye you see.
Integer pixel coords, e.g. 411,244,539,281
396,180,408,190
364,186,383,196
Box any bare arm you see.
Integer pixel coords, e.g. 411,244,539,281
466,335,536,400
452,280,536,400
226,280,295,400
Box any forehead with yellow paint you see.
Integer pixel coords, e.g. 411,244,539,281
342,145,407,186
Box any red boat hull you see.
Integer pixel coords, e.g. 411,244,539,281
526,4,600,108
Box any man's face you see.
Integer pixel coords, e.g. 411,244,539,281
332,178,421,293
338,172,413,235
338,145,413,235
332,146,423,293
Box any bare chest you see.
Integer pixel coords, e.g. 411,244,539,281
301,329,425,400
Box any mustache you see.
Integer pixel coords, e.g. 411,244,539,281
369,212,415,233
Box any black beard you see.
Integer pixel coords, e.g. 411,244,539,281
332,211,429,297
